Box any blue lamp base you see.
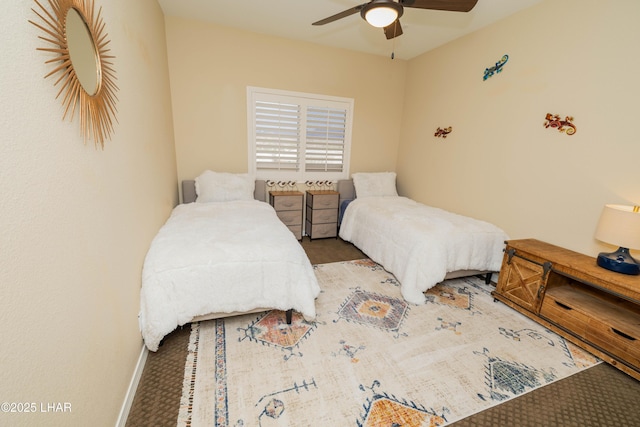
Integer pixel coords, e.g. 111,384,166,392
597,247,640,275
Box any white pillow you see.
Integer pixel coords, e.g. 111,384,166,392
195,170,255,203
352,172,398,198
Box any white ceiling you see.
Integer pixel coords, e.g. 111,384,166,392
157,0,543,60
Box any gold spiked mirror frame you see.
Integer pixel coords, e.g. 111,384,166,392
30,0,118,148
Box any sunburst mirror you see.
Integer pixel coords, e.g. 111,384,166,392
30,0,118,148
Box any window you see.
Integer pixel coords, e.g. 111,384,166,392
247,87,353,181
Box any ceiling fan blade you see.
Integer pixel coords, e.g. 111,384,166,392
400,0,478,12
312,3,367,26
384,20,403,39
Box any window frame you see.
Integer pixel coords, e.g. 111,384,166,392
247,86,353,182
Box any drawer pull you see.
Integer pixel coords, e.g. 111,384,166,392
554,301,572,310
611,328,637,341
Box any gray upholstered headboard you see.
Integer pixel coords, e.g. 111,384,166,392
336,179,355,225
337,179,355,201
181,179,267,204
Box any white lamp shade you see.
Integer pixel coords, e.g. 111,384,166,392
594,204,640,250
365,7,399,27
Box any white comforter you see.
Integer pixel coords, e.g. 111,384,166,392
139,200,320,351
339,197,508,304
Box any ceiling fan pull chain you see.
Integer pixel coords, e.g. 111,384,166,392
391,21,397,59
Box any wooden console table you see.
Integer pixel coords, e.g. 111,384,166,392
492,239,640,380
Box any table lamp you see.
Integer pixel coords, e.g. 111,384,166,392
594,204,640,275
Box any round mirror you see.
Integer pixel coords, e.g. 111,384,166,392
66,8,99,96
30,0,118,148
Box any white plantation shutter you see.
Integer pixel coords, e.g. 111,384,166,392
248,87,353,181
305,106,346,173
254,101,301,171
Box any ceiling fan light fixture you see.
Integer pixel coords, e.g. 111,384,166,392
361,0,403,28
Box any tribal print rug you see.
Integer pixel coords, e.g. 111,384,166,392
177,259,598,426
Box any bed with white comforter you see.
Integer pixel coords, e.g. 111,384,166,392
339,196,508,305
139,199,320,351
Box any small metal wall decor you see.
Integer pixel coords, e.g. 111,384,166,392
544,113,577,135
434,127,452,138
483,54,509,81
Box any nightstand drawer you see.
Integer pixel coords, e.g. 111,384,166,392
276,210,302,226
305,221,337,239
306,206,338,224
287,225,302,241
269,191,304,241
308,194,339,209
273,195,303,211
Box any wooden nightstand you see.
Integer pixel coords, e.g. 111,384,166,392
305,190,339,240
269,191,303,240
493,238,640,380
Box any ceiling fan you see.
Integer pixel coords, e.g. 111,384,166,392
312,0,479,40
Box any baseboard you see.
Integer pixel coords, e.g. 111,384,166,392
116,343,148,427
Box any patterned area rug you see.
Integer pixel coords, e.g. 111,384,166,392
178,260,599,426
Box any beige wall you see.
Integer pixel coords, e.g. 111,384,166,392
0,1,176,426
397,0,640,257
165,16,407,192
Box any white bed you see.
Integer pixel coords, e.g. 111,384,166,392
139,171,320,351
338,173,509,305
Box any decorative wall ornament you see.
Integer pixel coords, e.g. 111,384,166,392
266,180,335,191
30,0,118,148
278,181,297,191
434,127,452,138
544,113,577,135
266,180,298,191
483,54,509,81
306,180,334,191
